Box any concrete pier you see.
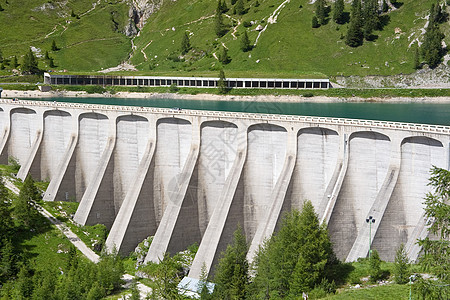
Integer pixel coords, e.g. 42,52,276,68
0,99,449,278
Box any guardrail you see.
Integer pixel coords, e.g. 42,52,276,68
1,99,449,134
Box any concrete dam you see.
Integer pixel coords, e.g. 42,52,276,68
0,99,449,280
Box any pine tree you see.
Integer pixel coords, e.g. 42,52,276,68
315,0,326,25
231,0,237,5
0,49,3,63
235,0,245,15
218,46,230,64
421,23,444,68
252,201,338,298
11,55,18,69
414,46,421,69
0,239,17,283
368,249,382,283
0,4,4,11
51,40,58,51
333,0,345,24
382,0,389,13
312,15,319,28
14,174,41,228
346,0,363,47
214,13,227,37
0,177,12,240
217,0,228,13
240,31,251,52
49,57,55,68
393,244,410,284
213,225,249,299
363,0,380,40
13,264,34,299
181,32,191,55
217,69,227,94
21,49,40,74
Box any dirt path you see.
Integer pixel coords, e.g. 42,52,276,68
3,177,152,299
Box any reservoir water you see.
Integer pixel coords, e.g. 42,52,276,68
34,97,450,126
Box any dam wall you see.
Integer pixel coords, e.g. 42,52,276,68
0,99,449,279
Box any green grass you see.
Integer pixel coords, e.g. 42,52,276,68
1,0,447,78
18,222,74,272
40,200,108,254
323,284,410,299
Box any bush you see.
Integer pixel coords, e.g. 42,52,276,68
169,83,179,92
243,21,252,27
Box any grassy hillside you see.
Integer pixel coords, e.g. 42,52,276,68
0,0,130,72
0,0,448,78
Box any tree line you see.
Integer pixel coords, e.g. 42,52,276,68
0,40,59,74
0,171,124,299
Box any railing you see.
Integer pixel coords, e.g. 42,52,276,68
1,99,449,134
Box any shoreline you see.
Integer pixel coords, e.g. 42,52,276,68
2,89,450,103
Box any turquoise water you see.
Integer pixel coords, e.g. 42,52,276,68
35,97,450,126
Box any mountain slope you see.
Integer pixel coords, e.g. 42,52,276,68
0,0,448,78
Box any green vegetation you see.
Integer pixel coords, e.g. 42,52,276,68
413,166,450,299
0,0,448,78
213,225,249,299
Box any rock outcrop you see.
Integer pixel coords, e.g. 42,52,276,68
130,0,163,29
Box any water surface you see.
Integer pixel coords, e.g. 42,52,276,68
34,97,450,126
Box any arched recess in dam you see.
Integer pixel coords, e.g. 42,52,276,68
74,113,109,201
329,131,391,260
243,123,287,240
8,108,38,165
288,127,339,212
153,118,192,225
37,110,72,181
113,115,149,214
197,121,238,235
373,136,445,261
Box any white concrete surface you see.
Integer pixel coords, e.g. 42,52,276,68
0,99,449,270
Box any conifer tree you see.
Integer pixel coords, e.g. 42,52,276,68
214,12,227,37
11,55,18,69
363,0,380,40
217,0,228,13
315,0,326,25
346,0,363,47
217,69,227,94
213,225,249,299
382,0,389,13
252,201,338,298
0,177,12,240
14,174,41,228
21,49,39,74
312,15,319,28
181,32,191,54
240,30,251,52
368,249,382,283
218,46,230,64
333,0,345,24
0,4,4,11
393,244,410,284
51,40,58,51
0,49,3,63
421,22,444,68
235,0,245,15
414,46,421,69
